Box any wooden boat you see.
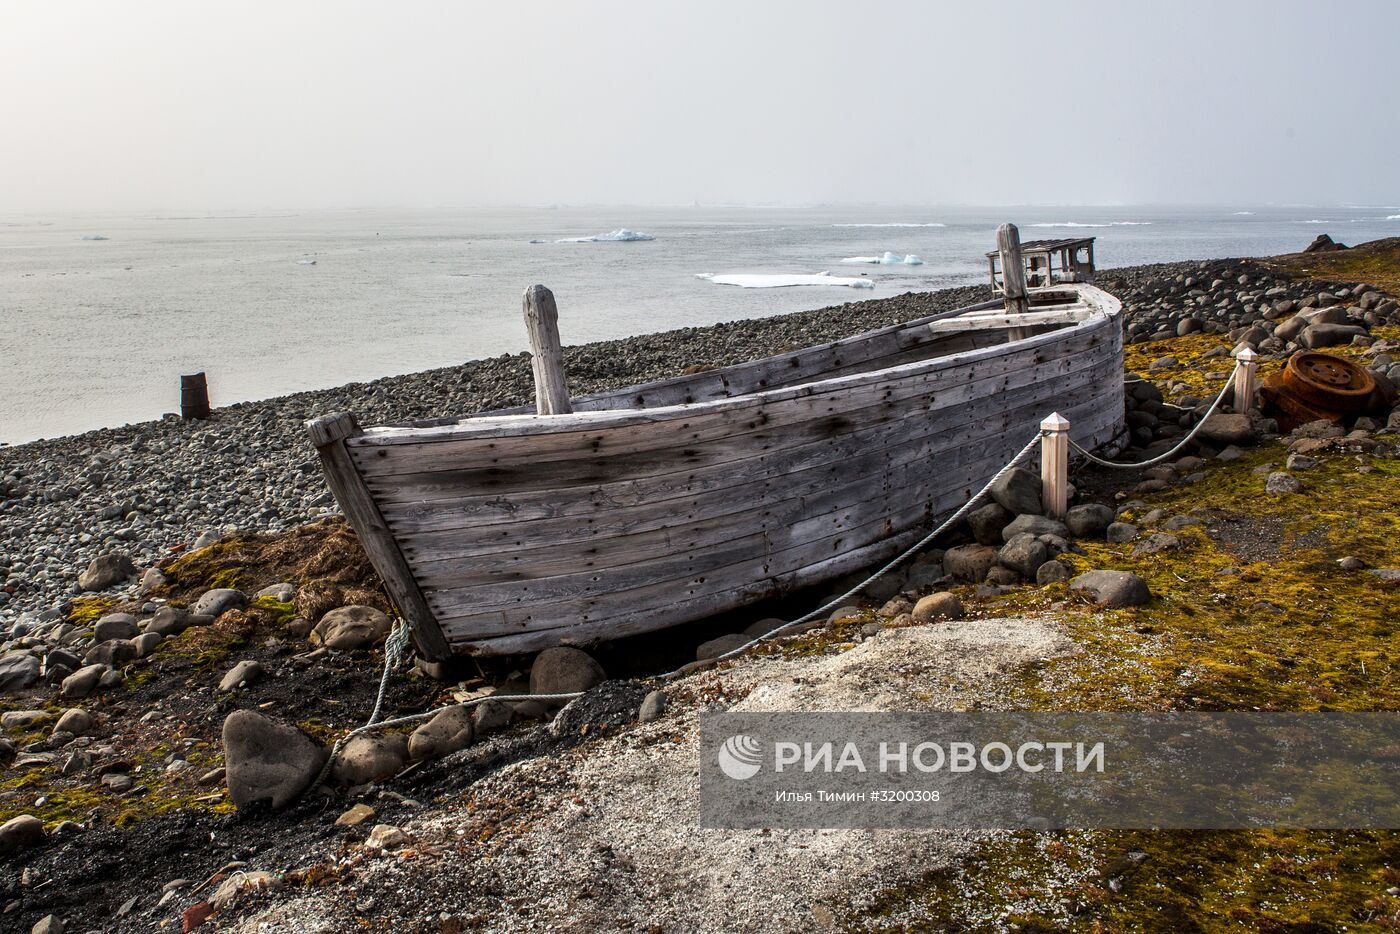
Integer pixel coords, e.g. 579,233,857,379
308,230,1124,659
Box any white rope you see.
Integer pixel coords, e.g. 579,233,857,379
1069,360,1242,470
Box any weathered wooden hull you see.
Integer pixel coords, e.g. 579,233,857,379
309,285,1123,658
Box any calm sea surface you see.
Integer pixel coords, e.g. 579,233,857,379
3,204,1397,444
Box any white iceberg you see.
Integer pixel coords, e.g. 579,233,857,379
1232,211,1256,216
831,223,944,228
1388,215,1400,220
696,271,875,290
841,252,924,266
555,228,655,243
296,259,317,265
79,234,109,241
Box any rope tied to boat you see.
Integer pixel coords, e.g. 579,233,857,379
1069,358,1243,470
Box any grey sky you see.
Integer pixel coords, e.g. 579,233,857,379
2,0,1396,212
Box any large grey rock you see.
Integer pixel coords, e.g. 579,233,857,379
146,607,195,637
1002,514,1070,542
988,467,1043,516
1132,533,1181,557
1299,323,1369,349
54,708,92,737
219,660,264,692
1266,472,1304,494
998,534,1049,578
92,613,138,642
529,646,606,696
473,699,513,733
1197,413,1257,446
966,502,1013,546
311,605,391,650
330,732,408,785
942,544,999,582
1036,560,1072,584
77,554,136,591
1106,522,1140,544
1069,570,1152,607
60,664,109,699
638,690,667,723
0,652,41,693
407,706,475,760
223,710,326,809
696,633,749,661
1065,504,1114,539
911,592,963,623
84,639,137,667
192,588,248,618
131,632,164,658
0,814,45,854
254,582,296,602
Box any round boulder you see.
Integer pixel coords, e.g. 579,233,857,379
54,708,92,737
0,652,41,693
1002,514,1071,542
311,605,391,650
407,706,475,760
330,732,408,786
942,544,999,582
92,613,138,642
998,534,1049,578
1065,504,1114,539
0,814,46,854
1069,570,1152,607
222,710,326,809
529,646,606,696
1036,560,1072,585
988,467,1043,517
192,588,249,619
911,592,963,623
696,633,750,661
77,554,136,592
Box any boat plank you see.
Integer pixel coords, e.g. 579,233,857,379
403,364,1112,579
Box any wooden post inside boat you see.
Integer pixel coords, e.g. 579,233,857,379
1233,346,1258,412
523,284,573,415
1040,411,1070,519
997,223,1029,315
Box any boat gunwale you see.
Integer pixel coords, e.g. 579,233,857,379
352,284,1121,447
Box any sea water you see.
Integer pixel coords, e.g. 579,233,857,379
2,204,1396,444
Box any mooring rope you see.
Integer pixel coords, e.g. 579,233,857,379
1068,359,1242,470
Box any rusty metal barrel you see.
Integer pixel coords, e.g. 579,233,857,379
1259,352,1380,431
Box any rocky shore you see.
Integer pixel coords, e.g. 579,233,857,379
3,240,1400,932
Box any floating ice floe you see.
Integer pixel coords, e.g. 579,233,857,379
554,228,655,243
696,272,875,289
296,259,317,265
831,223,944,228
79,234,109,241
841,252,924,266
1028,221,1151,228
1232,211,1256,216
1388,215,1400,220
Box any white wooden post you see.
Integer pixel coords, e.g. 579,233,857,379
1040,412,1070,520
522,284,573,415
997,223,1029,315
1233,346,1258,413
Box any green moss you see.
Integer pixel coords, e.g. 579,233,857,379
846,443,1400,929
850,829,1400,932
158,539,249,594
65,597,118,627
251,595,297,627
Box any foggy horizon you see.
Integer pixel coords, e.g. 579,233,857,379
4,0,1398,215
